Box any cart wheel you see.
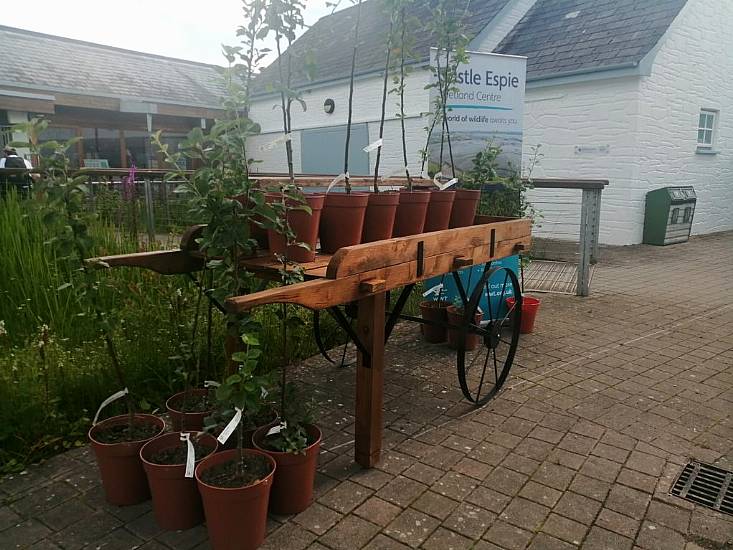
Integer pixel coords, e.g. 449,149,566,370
456,265,522,406
313,306,356,368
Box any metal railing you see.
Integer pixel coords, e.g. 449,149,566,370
524,179,608,296
0,126,12,149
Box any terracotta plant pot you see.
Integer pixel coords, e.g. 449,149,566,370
252,423,322,515
319,192,369,253
266,192,325,263
419,300,451,343
392,190,430,237
88,414,165,506
448,189,482,228
140,431,218,530
362,191,400,243
447,305,484,351
196,449,276,550
166,388,215,432
424,190,456,232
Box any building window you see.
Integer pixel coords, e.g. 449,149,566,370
697,109,717,149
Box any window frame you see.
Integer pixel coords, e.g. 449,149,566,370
696,108,718,150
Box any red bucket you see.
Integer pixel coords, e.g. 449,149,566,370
506,296,541,334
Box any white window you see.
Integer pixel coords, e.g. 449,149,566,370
697,109,717,148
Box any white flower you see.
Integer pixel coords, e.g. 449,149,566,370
175,288,183,297
0,320,6,337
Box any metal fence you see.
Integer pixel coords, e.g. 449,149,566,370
0,126,12,150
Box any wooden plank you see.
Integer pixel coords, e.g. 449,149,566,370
91,250,204,275
354,292,386,468
225,235,530,312
327,219,531,279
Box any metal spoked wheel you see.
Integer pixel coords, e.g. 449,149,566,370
456,265,522,406
313,303,358,368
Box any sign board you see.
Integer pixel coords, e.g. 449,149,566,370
82,159,110,169
425,255,519,320
429,49,527,175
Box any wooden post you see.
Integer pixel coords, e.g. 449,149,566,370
355,291,386,468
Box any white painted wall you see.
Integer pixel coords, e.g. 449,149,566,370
522,77,643,246
636,0,733,238
248,69,432,177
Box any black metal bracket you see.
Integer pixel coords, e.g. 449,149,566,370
327,306,371,363
385,284,415,342
490,228,496,257
417,241,425,277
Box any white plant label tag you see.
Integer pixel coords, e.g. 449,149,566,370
203,380,220,388
260,133,292,151
422,283,444,298
266,421,287,437
93,388,129,425
439,178,459,190
326,172,348,193
363,138,383,152
181,433,195,478
432,171,444,188
217,407,242,445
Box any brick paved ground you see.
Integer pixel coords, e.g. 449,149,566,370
2,232,732,549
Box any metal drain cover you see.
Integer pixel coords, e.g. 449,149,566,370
671,461,732,515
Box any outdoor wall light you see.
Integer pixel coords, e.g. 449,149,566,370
324,98,335,114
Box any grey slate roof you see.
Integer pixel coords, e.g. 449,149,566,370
255,0,688,92
0,25,226,108
253,0,511,94
496,0,689,80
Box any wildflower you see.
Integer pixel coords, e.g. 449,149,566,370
175,288,183,297
0,320,6,337
38,324,50,349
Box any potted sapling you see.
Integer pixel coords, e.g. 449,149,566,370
362,0,400,243
18,117,165,506
196,325,277,549
390,0,430,237
140,428,218,530
252,259,321,515
166,279,216,432
253,383,321,514
422,1,478,228
319,0,370,253
264,0,325,260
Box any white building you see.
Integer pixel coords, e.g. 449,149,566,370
249,0,732,246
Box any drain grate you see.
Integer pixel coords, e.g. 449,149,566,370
671,461,732,515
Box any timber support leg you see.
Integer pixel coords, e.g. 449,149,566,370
355,291,386,468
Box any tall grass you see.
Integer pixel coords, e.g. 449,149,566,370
0,193,346,472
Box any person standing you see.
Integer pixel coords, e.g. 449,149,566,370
0,146,34,197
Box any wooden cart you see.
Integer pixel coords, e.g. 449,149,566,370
94,216,531,468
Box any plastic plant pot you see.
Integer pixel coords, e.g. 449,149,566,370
424,189,456,232
319,192,369,253
362,191,399,242
506,296,540,334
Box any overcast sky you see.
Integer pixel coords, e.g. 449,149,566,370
2,0,337,66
